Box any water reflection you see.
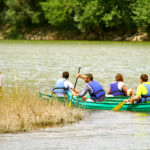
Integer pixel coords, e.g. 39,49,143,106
134,112,150,139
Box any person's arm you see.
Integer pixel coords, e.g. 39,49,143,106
71,88,80,93
107,88,111,94
125,95,141,104
64,80,80,93
71,74,87,95
72,85,89,97
122,85,128,95
71,92,79,96
127,84,141,103
77,74,87,81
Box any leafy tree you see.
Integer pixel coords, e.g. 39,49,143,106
40,0,75,28
74,0,135,33
131,0,150,31
1,0,45,38
74,0,104,32
0,0,150,39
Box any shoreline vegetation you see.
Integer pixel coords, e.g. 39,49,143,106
0,0,150,41
0,29,149,41
0,86,84,133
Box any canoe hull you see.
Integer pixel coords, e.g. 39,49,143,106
39,93,150,112
70,100,150,112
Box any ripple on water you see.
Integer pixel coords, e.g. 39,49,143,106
0,41,150,149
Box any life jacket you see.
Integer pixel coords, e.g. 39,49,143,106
110,82,126,96
88,80,105,100
52,78,69,94
141,84,150,103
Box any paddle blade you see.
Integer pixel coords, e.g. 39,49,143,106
112,101,125,111
68,101,72,107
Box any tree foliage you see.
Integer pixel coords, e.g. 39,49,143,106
40,0,75,28
132,0,150,29
0,0,150,38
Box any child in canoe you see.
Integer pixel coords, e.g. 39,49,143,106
127,74,150,103
52,71,79,97
107,73,134,96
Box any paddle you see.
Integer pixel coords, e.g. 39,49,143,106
68,67,81,107
112,101,126,111
112,98,131,111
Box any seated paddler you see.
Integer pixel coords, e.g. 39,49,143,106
107,73,134,97
53,71,79,97
126,74,150,104
72,73,106,102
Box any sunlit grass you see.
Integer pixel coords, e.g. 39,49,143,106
0,86,84,133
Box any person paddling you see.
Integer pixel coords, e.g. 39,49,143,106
72,73,105,102
107,73,134,96
127,74,150,104
53,71,79,97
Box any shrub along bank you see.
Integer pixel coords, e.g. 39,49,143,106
0,0,150,40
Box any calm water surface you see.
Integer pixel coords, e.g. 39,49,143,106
0,40,150,150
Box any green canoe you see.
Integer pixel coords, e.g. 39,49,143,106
39,92,129,102
39,92,150,112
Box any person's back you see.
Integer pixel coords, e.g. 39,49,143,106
136,74,150,103
53,72,79,97
110,81,126,96
53,78,68,97
88,79,105,102
141,83,150,103
53,72,71,97
108,73,133,96
128,74,150,103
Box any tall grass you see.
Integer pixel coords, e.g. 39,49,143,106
0,86,84,133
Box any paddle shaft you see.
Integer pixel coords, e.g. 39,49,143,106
69,67,81,104
73,67,81,90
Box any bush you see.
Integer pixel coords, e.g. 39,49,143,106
131,0,150,31
40,0,75,28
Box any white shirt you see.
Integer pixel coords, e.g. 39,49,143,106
107,81,125,97
117,81,125,90
55,80,73,97
64,80,73,89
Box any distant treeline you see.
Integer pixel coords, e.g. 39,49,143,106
0,0,150,39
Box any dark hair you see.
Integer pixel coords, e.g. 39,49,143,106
86,73,93,81
62,72,69,79
115,73,124,82
140,74,148,82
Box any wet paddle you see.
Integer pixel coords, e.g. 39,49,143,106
112,99,130,111
112,101,126,111
68,67,81,107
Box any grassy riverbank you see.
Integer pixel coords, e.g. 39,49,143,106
0,87,84,133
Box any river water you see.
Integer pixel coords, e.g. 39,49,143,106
0,40,150,150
